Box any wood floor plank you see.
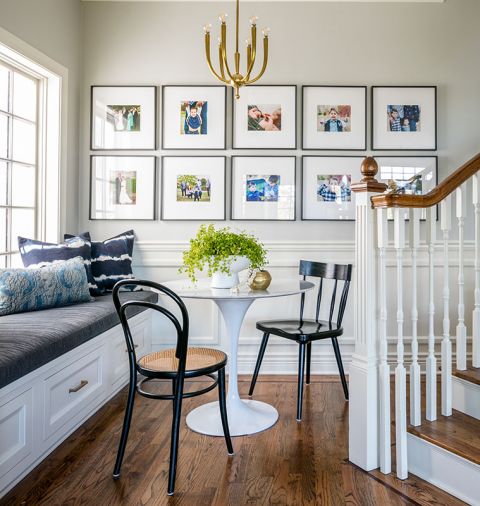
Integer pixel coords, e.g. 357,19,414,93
453,365,480,386
1,375,466,506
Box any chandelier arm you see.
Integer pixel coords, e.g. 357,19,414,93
218,44,226,80
244,36,268,85
244,24,257,81
220,23,235,82
205,33,228,83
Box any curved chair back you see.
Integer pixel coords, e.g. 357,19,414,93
112,280,189,366
299,260,352,326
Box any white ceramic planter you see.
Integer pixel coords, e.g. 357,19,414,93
210,256,250,289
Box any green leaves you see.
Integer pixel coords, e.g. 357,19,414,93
179,224,267,283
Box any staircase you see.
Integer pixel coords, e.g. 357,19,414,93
348,153,480,505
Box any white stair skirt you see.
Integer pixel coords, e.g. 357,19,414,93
452,376,480,421
407,433,480,506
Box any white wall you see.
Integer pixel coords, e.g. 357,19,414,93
78,0,480,373
0,0,83,233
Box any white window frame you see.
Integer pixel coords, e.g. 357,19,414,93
0,26,68,259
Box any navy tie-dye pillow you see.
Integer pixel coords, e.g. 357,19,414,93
65,231,136,293
18,235,100,295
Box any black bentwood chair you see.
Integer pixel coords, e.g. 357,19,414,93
112,279,233,496
249,261,352,421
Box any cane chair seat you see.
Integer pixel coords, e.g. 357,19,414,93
139,347,227,376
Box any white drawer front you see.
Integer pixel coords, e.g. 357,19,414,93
0,388,33,480
111,319,148,386
44,348,104,440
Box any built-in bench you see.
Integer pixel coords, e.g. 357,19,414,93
0,291,157,498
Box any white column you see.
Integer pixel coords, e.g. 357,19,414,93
441,197,452,417
377,208,391,475
426,206,437,422
473,174,480,368
456,185,467,371
409,208,421,427
394,209,408,480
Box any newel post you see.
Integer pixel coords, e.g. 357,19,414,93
348,157,387,470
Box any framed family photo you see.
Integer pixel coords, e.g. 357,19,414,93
372,86,437,150
162,86,226,150
232,85,297,149
231,156,296,221
91,86,156,150
302,86,367,150
302,156,362,221
161,156,226,220
90,155,156,220
375,156,438,219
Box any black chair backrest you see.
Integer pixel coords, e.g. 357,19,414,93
112,279,189,366
298,260,352,326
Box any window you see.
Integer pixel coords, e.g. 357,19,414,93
0,62,39,267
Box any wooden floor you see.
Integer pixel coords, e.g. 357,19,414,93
2,376,465,506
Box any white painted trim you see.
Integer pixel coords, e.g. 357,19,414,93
452,375,480,421
407,433,480,506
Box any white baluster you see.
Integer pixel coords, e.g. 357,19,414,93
394,209,408,479
426,206,437,422
456,185,467,371
473,174,480,368
377,208,391,474
409,208,421,426
441,197,452,417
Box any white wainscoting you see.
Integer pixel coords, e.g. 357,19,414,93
133,240,475,375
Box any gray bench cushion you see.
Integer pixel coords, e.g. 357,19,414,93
0,291,158,389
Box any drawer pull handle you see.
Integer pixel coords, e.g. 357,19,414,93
125,344,139,353
69,380,89,393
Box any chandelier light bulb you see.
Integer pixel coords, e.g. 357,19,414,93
246,38,252,46
217,37,222,46
218,13,228,23
203,23,212,34
249,16,258,25
262,27,270,37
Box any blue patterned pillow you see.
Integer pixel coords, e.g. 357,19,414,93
0,257,92,316
65,230,137,292
18,235,100,295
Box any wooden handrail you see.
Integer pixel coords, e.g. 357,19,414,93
371,152,480,209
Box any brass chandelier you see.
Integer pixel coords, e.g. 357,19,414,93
204,0,269,99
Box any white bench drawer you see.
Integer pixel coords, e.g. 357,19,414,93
43,348,104,440
0,388,33,480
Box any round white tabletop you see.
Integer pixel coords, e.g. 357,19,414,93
162,278,314,436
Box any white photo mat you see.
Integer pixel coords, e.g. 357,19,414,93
302,156,361,221
372,86,437,150
233,86,297,149
231,156,296,221
90,156,156,220
162,86,226,149
302,86,366,150
161,156,225,220
91,86,156,150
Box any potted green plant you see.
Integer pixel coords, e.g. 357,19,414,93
180,224,267,288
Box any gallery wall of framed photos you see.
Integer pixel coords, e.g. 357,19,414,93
88,83,438,223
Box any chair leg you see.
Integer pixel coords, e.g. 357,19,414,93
248,332,270,397
217,368,234,455
331,337,349,400
306,342,312,385
168,373,185,496
113,371,136,479
296,343,306,421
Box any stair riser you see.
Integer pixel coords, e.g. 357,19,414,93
407,433,480,505
453,376,480,420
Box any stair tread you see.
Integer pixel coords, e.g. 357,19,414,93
453,365,480,386
408,410,480,465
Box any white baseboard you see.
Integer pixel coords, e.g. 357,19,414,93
452,376,480,420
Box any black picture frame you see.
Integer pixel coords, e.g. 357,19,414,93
230,155,297,221
371,86,437,151
301,155,362,221
90,85,157,151
161,85,227,150
232,85,297,150
89,155,157,221
160,155,227,221
301,85,367,151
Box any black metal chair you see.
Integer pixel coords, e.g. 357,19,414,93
248,260,352,421
112,279,233,496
